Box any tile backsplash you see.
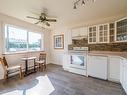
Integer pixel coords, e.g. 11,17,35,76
68,39,127,52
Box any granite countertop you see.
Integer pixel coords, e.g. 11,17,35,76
66,50,127,59
88,51,127,59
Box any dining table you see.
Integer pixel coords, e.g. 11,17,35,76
21,57,37,76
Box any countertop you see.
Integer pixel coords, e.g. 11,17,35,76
88,51,127,59
66,51,127,59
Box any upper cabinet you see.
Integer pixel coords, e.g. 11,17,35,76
88,26,97,44
71,17,127,44
71,27,87,39
88,24,109,44
109,23,115,43
71,28,79,37
116,17,127,42
98,24,109,43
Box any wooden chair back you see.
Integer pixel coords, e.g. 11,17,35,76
39,53,46,61
3,57,9,67
0,58,7,79
0,58,4,68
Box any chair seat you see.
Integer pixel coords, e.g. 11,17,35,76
36,60,45,64
7,65,21,71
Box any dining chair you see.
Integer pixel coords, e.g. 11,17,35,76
0,58,5,79
2,57,23,80
36,53,46,71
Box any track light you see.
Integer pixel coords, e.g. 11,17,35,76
74,4,77,9
73,0,95,9
82,0,85,5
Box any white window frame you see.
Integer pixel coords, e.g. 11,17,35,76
4,24,43,54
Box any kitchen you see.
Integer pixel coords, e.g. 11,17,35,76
63,17,127,94
0,0,127,95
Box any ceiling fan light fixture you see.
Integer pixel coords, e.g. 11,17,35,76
26,10,57,26
74,4,77,9
82,0,85,5
73,0,96,9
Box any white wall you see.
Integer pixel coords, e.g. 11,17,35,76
0,13,51,68
50,26,72,65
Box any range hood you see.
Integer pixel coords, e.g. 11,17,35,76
72,34,87,40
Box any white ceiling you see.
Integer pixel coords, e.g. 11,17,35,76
0,0,127,29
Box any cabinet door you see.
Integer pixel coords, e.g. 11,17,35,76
88,26,97,44
120,59,124,84
108,56,120,82
98,24,109,43
123,61,127,93
71,29,79,37
88,56,108,80
63,55,70,70
120,58,127,94
116,18,127,42
80,27,88,36
109,23,115,42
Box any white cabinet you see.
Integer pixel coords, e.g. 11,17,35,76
88,26,97,44
63,54,70,71
98,24,109,43
88,55,108,80
80,27,87,36
120,58,127,94
116,17,127,42
109,23,115,42
71,27,87,39
108,56,120,82
71,28,79,37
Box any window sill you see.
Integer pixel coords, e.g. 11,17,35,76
3,50,44,55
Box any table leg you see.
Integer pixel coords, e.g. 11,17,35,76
25,60,28,75
34,59,36,72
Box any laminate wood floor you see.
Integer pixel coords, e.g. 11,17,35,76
0,64,126,95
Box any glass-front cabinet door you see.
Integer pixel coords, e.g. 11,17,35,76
116,18,127,42
98,24,109,43
109,23,115,43
88,26,97,44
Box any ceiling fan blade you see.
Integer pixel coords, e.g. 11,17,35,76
26,16,39,20
41,13,47,17
46,19,57,22
34,21,41,24
44,22,50,26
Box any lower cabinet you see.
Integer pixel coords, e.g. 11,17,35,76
108,56,120,82
88,55,121,82
88,55,108,80
120,58,127,94
63,54,127,94
63,54,70,71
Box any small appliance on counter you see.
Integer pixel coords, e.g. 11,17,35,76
68,47,89,54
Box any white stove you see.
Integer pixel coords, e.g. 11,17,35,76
67,47,88,76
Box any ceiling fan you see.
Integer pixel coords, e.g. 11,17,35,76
27,12,57,26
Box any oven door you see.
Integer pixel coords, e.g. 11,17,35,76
70,54,86,70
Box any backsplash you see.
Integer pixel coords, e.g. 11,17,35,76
72,38,88,47
68,39,127,52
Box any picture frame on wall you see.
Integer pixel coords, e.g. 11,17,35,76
54,35,64,49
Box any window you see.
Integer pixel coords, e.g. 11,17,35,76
28,32,41,51
5,25,42,53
